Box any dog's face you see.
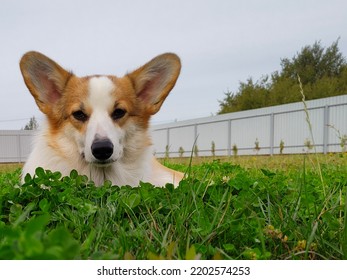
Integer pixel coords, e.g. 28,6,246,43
20,52,181,165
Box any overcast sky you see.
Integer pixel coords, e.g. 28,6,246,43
1,0,346,129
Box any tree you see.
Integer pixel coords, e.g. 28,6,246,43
280,39,346,84
219,77,270,113
24,116,39,130
218,39,347,114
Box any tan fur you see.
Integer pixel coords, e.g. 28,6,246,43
20,51,184,187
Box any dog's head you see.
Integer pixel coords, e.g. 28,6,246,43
20,51,181,165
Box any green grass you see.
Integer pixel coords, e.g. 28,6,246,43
0,163,22,173
0,154,346,260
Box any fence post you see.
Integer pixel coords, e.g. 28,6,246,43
17,134,22,163
227,119,231,157
166,128,170,156
194,124,198,153
323,105,329,154
270,113,274,156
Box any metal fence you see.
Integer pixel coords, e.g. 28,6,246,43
0,95,346,163
0,130,35,163
151,95,347,157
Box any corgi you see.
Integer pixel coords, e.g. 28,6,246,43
20,51,183,187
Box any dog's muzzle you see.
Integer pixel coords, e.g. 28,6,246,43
91,139,114,161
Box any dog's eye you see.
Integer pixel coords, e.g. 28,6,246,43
111,108,126,120
72,110,88,122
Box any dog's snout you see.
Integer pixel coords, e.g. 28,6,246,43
91,139,114,161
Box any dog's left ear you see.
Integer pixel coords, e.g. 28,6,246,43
20,51,72,115
127,53,181,115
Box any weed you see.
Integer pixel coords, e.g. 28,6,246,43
298,74,325,195
178,147,185,158
279,140,285,155
232,144,238,157
211,141,216,157
254,138,260,154
194,145,199,157
328,124,347,153
304,139,314,152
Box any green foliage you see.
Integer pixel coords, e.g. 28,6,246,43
218,39,347,114
219,77,270,114
194,145,199,157
280,40,346,84
178,146,185,158
232,144,238,157
0,159,346,260
304,138,314,151
328,125,347,152
254,138,260,154
211,141,216,157
341,135,347,153
279,140,285,154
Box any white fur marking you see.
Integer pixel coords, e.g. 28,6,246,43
88,76,115,110
82,76,125,164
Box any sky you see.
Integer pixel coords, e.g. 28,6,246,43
0,0,346,129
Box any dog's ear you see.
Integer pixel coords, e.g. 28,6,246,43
20,51,72,114
127,53,181,115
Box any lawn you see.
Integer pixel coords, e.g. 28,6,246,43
0,154,346,259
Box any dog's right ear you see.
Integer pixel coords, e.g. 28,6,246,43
20,51,72,114
127,53,181,115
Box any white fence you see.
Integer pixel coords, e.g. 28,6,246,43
151,95,347,157
0,95,346,163
0,130,34,163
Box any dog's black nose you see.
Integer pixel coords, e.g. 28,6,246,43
91,139,114,161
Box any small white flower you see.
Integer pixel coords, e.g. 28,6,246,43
222,176,230,183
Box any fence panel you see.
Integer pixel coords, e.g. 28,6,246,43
169,126,196,157
0,131,34,163
151,95,347,157
230,115,271,155
1,95,346,162
328,104,347,152
197,121,229,156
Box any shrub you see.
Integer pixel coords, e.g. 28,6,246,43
178,147,185,158
279,140,285,154
254,138,260,154
232,144,238,157
211,141,216,157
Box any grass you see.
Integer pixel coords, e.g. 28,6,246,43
0,163,22,173
0,153,346,260
161,153,347,172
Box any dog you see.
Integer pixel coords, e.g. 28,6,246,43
20,51,183,187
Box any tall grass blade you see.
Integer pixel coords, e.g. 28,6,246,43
343,187,347,259
297,74,326,196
